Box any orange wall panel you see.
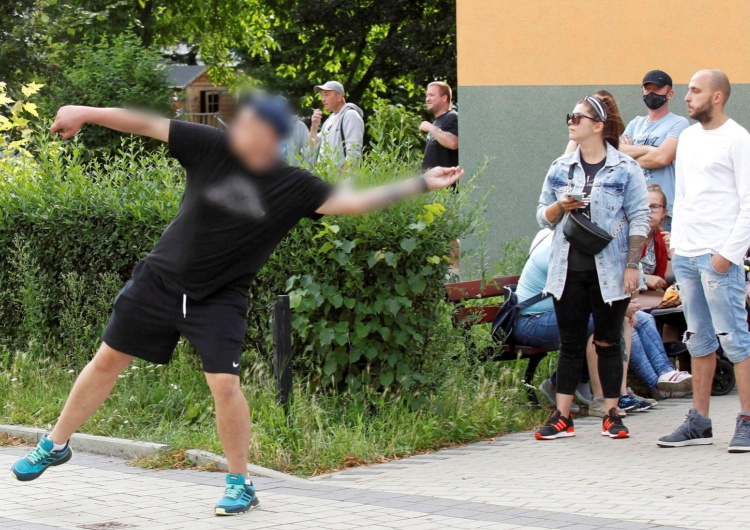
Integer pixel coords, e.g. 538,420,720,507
457,0,750,86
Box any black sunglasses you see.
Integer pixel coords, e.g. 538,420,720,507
567,113,601,125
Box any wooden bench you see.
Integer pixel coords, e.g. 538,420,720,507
444,275,555,405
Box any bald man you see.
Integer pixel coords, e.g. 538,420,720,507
658,70,750,452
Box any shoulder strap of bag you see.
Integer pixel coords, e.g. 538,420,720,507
568,162,629,238
567,163,576,191
528,229,553,258
339,107,351,158
516,291,551,311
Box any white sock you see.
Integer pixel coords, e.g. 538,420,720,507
51,440,67,452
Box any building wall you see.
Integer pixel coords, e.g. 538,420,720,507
457,0,750,267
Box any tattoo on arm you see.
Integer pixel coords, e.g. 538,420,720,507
547,201,565,224
627,235,646,264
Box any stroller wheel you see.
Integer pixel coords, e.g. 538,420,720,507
712,356,735,396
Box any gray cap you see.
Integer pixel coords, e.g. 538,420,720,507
314,81,345,95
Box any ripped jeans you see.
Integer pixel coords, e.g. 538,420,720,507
672,253,750,364
553,269,630,399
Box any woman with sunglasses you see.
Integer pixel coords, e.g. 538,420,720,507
535,95,650,440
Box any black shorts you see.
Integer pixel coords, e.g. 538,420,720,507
103,261,248,375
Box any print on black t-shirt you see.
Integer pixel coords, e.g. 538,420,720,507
567,157,606,272
145,120,334,300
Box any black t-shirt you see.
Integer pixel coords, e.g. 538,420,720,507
567,157,606,272
422,110,459,170
145,120,334,300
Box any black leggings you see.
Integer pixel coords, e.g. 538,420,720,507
553,269,630,399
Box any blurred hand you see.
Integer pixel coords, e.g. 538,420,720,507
50,105,88,139
311,109,323,128
423,166,464,190
661,230,671,248
624,267,640,295
626,298,641,318
645,274,667,290
711,253,731,274
559,194,584,212
419,121,434,134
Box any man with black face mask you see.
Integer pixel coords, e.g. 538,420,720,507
620,70,689,231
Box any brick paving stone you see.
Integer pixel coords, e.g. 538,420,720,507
4,394,749,529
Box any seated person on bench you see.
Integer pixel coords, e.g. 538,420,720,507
511,229,600,415
629,184,692,398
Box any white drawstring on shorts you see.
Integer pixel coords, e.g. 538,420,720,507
182,294,187,318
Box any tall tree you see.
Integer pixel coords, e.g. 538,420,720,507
237,0,457,113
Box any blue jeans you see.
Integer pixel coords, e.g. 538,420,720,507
512,311,595,349
511,311,595,386
672,253,750,364
629,311,674,389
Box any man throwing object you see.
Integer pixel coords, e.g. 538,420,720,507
10,94,463,515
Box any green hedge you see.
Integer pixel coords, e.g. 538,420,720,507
0,108,479,392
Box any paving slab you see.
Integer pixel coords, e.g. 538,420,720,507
1,393,746,528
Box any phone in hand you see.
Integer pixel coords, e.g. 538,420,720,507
566,193,583,202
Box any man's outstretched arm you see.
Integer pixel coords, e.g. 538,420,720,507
50,105,170,142
316,166,463,216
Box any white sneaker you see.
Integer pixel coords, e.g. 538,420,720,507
653,388,690,400
657,370,693,392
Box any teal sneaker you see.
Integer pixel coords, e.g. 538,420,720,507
215,473,260,516
11,434,72,481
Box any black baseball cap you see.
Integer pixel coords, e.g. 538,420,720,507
238,91,293,138
642,70,673,88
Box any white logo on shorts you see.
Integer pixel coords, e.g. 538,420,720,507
232,362,240,368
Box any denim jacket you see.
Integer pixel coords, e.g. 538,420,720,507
536,143,650,303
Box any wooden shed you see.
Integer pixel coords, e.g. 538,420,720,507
166,64,236,128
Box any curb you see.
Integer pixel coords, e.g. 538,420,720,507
0,425,170,460
0,424,306,483
185,450,307,483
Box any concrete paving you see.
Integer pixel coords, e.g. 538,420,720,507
1,393,747,529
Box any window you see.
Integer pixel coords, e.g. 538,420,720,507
201,91,220,114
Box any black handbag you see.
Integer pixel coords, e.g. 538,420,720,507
491,285,550,343
562,164,625,256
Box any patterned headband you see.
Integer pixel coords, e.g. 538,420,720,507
585,96,608,122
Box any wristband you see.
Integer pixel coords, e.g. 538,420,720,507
418,175,430,193
626,263,639,269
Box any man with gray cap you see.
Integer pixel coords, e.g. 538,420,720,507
620,69,689,231
309,81,365,169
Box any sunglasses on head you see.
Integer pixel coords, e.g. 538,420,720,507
567,113,601,125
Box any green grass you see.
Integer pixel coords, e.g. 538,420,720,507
0,339,551,476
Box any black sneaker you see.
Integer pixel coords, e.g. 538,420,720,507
535,409,575,440
601,408,629,439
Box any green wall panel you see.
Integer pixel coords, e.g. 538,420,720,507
459,84,750,269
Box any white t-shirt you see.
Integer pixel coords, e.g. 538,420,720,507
672,118,750,264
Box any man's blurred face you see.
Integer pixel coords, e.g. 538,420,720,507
320,90,344,112
228,107,280,165
425,86,448,114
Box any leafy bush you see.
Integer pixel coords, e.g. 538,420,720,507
0,95,481,394
40,33,173,154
